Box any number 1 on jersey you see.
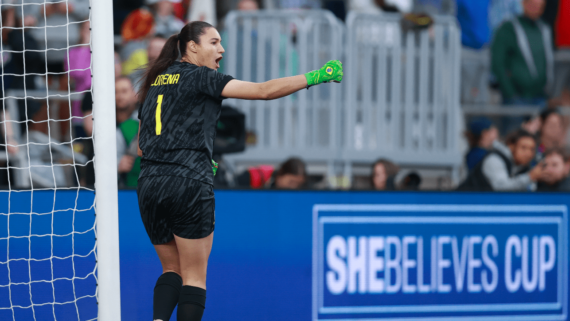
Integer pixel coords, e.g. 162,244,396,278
156,95,163,135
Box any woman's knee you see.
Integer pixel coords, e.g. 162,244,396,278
162,265,181,275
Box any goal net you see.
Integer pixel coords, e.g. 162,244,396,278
0,0,118,319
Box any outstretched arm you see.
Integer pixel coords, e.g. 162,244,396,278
221,60,343,100
221,75,306,100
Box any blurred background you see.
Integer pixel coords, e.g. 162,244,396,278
1,0,569,193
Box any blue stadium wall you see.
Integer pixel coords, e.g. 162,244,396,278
1,190,568,320
120,190,569,321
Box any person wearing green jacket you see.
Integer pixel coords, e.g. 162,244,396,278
491,0,553,106
115,76,142,188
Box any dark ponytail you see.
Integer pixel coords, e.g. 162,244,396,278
138,21,214,103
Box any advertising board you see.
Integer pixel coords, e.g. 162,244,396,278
313,204,567,320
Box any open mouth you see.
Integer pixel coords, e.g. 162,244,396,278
215,56,222,68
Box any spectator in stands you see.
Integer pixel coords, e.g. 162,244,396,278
235,165,275,189
459,129,542,191
555,0,570,48
491,0,553,107
540,0,558,45
537,108,566,156
120,8,154,77
146,0,185,37
456,0,490,50
27,107,88,188
521,113,542,135
399,172,422,190
456,0,491,104
371,159,399,190
173,0,191,22
0,112,18,156
235,157,307,189
489,0,523,32
272,157,306,189
15,0,40,28
465,118,499,171
238,0,260,10
147,36,167,63
113,0,145,35
115,77,141,187
78,90,95,187
129,36,167,91
0,104,20,186
33,1,90,75
536,148,570,191
551,0,570,108
1,4,43,135
30,1,89,140
64,21,91,131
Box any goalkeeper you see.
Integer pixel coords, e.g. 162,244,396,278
136,21,342,321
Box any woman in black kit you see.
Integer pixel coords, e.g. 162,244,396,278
136,21,343,321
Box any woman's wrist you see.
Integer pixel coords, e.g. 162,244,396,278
304,70,318,87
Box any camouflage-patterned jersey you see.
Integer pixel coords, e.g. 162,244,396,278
138,61,234,185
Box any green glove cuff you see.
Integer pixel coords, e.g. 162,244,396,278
211,159,218,176
304,70,319,87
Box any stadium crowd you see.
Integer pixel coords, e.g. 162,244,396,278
0,0,569,192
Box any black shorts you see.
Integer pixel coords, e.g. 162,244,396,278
137,175,215,245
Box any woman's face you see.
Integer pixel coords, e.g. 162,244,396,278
542,114,565,146
373,163,387,190
541,153,567,185
479,126,498,148
155,1,174,17
275,174,305,189
511,137,537,166
188,27,225,70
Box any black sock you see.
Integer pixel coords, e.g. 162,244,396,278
177,285,206,321
153,272,182,321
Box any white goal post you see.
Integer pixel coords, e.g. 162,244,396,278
91,0,121,319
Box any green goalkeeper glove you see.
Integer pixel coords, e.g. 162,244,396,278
304,60,343,88
212,159,218,176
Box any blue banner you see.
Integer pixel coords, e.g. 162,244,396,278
1,190,569,321
118,190,570,321
314,204,566,320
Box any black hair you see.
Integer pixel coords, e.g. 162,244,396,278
543,148,569,162
276,157,306,177
540,108,562,124
371,159,399,178
465,131,482,149
505,129,536,146
370,158,399,190
138,21,214,102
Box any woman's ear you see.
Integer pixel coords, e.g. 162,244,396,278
188,40,198,53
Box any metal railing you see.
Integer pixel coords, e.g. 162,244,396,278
222,10,464,184
342,12,462,182
223,10,345,179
